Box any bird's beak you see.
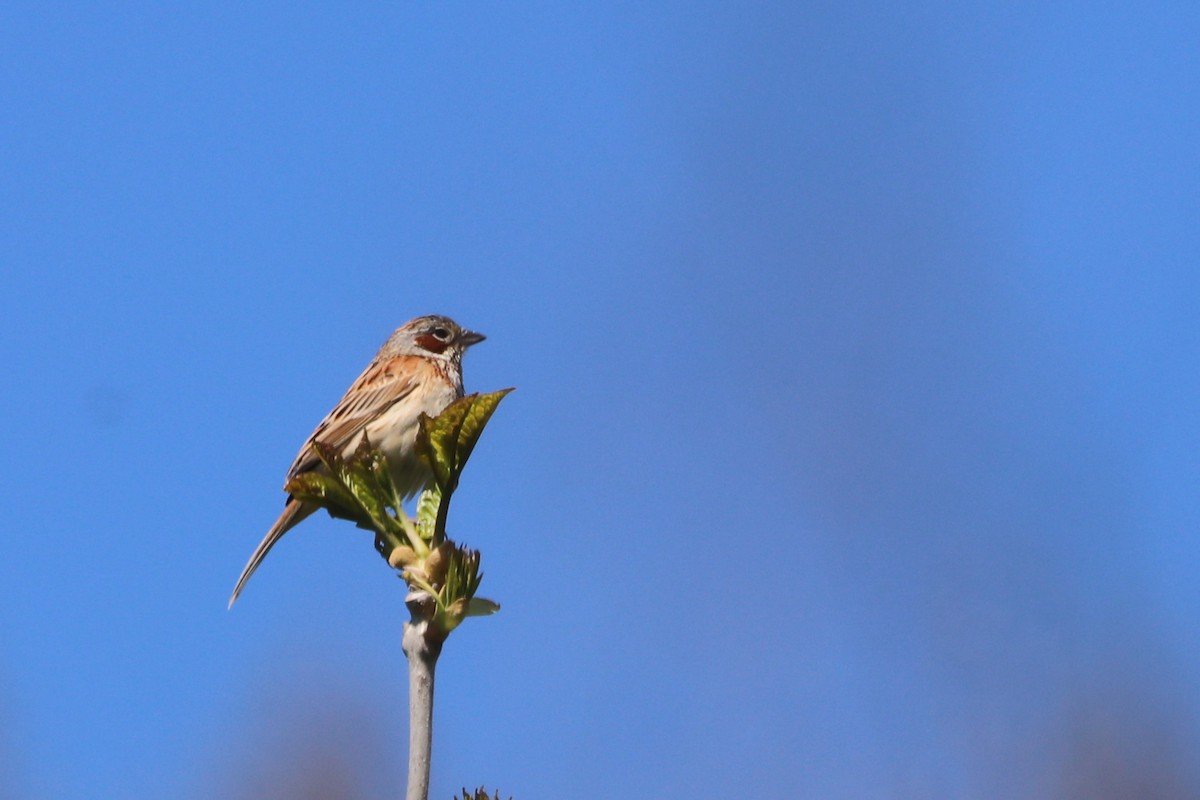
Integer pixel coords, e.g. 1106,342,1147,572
460,330,486,347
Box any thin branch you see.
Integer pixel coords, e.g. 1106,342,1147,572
403,591,442,800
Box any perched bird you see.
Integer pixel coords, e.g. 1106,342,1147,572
229,315,485,607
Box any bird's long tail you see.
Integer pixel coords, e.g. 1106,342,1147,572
229,499,315,608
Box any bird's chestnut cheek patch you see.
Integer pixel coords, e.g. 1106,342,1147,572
416,334,449,354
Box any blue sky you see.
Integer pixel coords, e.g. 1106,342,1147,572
1,3,1198,798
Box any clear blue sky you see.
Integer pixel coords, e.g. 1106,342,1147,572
2,3,1197,798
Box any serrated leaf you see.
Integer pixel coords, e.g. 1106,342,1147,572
444,546,482,600
416,388,514,491
284,439,422,558
414,417,454,491
446,388,513,480
365,445,406,512
414,485,441,542
285,472,361,523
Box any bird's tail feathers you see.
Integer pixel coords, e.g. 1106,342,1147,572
228,499,314,608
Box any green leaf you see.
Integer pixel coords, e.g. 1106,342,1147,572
284,471,357,519
444,388,513,480
415,485,442,544
416,388,514,492
444,545,483,600
284,438,423,557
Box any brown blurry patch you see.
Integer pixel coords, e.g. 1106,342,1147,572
214,683,396,800
1048,689,1196,800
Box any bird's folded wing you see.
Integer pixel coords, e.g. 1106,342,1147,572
283,356,421,481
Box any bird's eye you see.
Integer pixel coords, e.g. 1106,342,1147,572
432,327,451,341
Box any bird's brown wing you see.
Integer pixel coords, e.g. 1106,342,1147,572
284,355,422,480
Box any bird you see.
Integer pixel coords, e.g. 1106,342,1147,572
229,315,485,607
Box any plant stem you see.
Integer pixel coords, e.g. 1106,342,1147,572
403,592,442,800
433,490,452,545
